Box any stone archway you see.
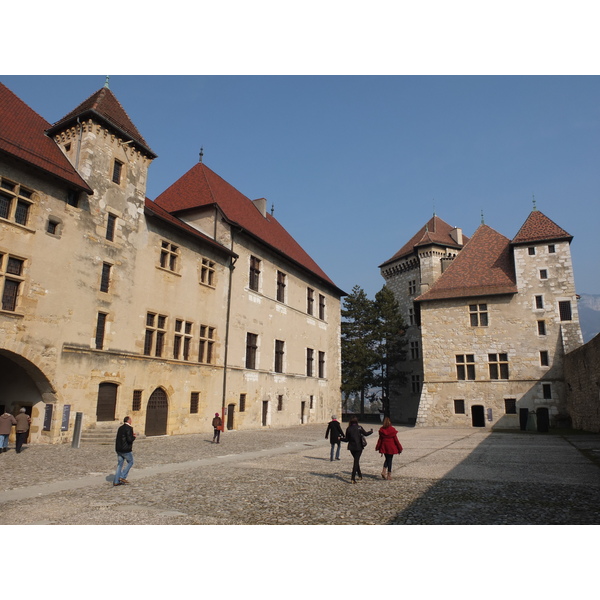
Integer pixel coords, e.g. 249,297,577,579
145,388,169,436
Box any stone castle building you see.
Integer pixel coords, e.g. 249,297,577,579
0,81,344,444
380,211,583,429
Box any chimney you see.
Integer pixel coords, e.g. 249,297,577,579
450,227,463,246
252,197,267,217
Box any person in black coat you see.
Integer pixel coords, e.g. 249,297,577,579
113,416,137,487
345,416,373,483
325,415,344,461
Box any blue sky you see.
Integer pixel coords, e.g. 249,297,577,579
3,74,598,298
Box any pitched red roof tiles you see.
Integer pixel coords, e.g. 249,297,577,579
379,215,467,267
0,83,92,193
416,224,518,302
511,210,572,245
154,162,342,293
47,86,156,159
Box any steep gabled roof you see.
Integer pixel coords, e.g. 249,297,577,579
144,198,237,259
47,86,157,159
416,224,518,302
379,215,468,267
511,209,572,245
154,162,343,294
0,82,92,193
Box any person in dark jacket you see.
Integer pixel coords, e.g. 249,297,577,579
212,412,223,443
325,415,344,461
375,417,403,480
345,416,373,483
114,416,136,487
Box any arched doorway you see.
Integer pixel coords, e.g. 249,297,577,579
96,383,118,421
471,405,485,427
145,388,168,436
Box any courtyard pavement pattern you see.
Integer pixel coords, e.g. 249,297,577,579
1,423,600,525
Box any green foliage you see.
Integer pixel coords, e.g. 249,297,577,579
341,284,407,417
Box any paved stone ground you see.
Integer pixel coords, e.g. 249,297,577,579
1,423,600,525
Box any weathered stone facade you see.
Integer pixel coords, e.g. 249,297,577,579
0,82,343,444
565,333,600,432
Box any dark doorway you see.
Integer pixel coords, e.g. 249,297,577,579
537,407,549,433
262,401,268,426
227,403,235,430
97,383,118,422
519,407,529,431
145,388,168,436
301,401,306,424
471,405,485,427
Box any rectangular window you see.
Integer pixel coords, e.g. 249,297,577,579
456,354,476,380
306,348,314,377
310,395,314,409
174,320,193,361
537,320,547,336
160,241,179,272
106,213,116,241
488,353,509,379
112,159,123,184
307,287,314,315
100,262,112,292
249,256,261,291
559,301,572,321
318,351,325,378
411,374,421,394
277,395,284,411
410,341,419,360
528,247,536,256
548,244,556,253
0,179,34,226
274,339,285,373
409,279,417,295
535,295,544,309
539,269,548,280
542,383,552,399
454,399,465,414
239,394,246,412
0,254,24,312
200,258,215,286
198,325,215,364
318,294,326,320
276,271,286,303
504,398,517,414
540,351,549,366
47,219,59,235
190,392,200,414
132,390,142,411
408,307,415,326
469,303,488,326
144,312,167,357
246,333,258,369
95,312,107,350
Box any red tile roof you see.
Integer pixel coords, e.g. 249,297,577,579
0,82,92,193
154,162,343,293
144,198,237,258
47,86,156,159
416,224,518,302
379,215,468,267
511,210,572,245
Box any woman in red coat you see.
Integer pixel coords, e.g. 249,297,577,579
375,417,403,480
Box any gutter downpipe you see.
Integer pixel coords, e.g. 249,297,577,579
221,229,238,429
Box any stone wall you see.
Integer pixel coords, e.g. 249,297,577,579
565,333,600,432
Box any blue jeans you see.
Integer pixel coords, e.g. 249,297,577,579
0,434,8,449
114,452,134,483
330,442,341,460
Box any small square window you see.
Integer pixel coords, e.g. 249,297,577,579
528,247,536,256
535,295,544,309
537,320,547,335
540,351,549,366
504,399,517,414
112,159,123,184
542,383,552,399
559,301,572,321
454,399,465,414
540,269,548,280
548,244,556,253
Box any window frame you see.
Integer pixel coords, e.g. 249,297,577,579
274,339,285,373
0,253,25,312
469,303,488,327
160,241,179,272
0,178,34,227
246,332,258,369
488,353,509,380
276,270,286,303
198,325,216,364
306,347,314,377
249,256,261,292
200,258,216,287
456,354,476,380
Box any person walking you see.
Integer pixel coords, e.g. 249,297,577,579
344,416,373,483
212,412,223,443
325,415,344,461
14,408,31,453
375,417,403,480
0,410,17,453
113,416,136,487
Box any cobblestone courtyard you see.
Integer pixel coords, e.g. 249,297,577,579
1,423,600,525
